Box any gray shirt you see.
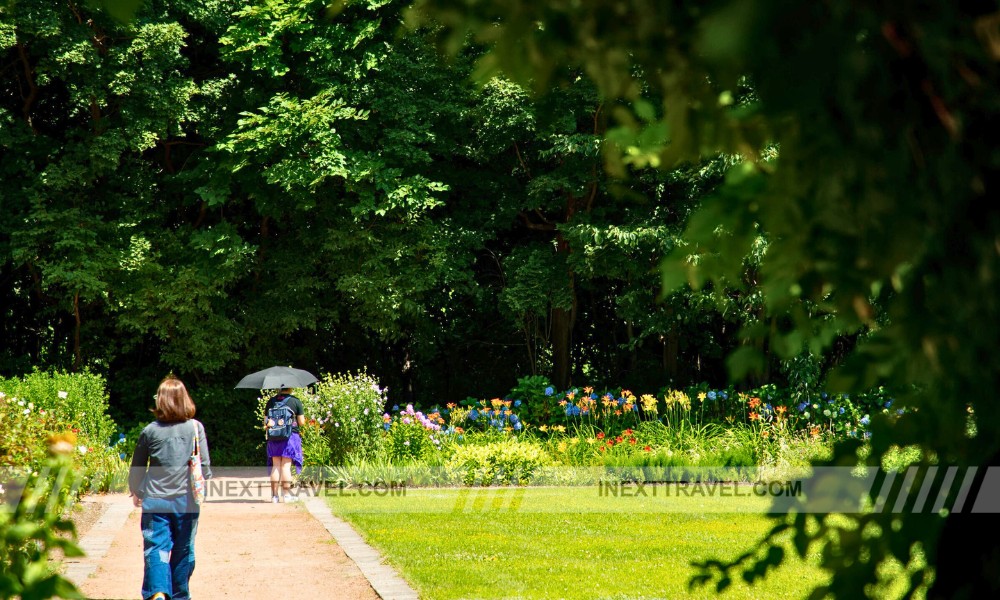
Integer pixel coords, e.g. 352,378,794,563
129,419,212,499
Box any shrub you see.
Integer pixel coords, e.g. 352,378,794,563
446,439,552,485
0,447,86,600
381,404,453,462
0,371,124,493
302,371,387,465
0,369,116,449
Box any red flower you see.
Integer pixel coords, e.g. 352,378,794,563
629,438,637,445
596,432,605,440
623,428,633,436
606,439,614,447
615,436,623,443
643,446,652,452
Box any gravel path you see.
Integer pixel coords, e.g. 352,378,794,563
65,473,409,600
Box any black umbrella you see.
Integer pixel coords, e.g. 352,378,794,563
235,366,319,390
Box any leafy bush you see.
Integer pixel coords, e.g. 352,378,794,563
381,404,453,462
0,369,117,451
0,448,86,600
446,439,552,485
0,371,125,493
301,371,387,465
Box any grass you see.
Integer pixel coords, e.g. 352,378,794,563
325,485,829,599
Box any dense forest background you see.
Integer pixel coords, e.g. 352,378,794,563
1,0,820,434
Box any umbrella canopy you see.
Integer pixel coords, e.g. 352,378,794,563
235,366,318,390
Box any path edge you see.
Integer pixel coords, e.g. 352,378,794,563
63,495,135,585
303,497,419,600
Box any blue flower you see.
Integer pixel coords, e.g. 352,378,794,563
838,407,845,415
896,409,904,416
544,386,554,396
860,415,870,426
821,392,827,399
119,433,126,440
720,391,728,400
884,400,893,409
797,402,808,413
514,422,523,431
392,405,399,412
514,400,522,407
383,423,390,431
119,452,126,460
468,409,480,421
707,391,717,401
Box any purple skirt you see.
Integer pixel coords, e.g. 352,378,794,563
266,432,303,474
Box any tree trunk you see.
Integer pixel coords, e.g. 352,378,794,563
551,304,573,390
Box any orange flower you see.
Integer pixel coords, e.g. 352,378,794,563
749,412,760,421
775,405,787,416
599,446,606,452
584,386,594,394
614,410,622,416
629,438,637,445
606,439,614,447
615,436,623,443
761,429,771,438
748,397,762,409
810,426,821,438
623,428,633,436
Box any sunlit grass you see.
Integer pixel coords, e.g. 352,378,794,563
326,485,829,599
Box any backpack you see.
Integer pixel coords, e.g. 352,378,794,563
266,396,296,441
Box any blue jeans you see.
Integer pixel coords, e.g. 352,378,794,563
140,495,199,600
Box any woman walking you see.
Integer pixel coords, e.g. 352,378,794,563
264,387,305,502
129,376,212,600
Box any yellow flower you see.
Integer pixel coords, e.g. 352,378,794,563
558,441,568,453
698,392,707,401
554,425,566,433
539,425,549,432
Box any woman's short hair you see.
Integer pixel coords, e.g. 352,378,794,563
154,376,196,423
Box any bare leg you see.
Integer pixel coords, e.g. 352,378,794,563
280,458,294,499
270,459,281,499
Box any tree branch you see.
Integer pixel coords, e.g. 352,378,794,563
16,43,38,132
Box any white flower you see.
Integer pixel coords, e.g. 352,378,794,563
18,400,25,406
27,402,33,410
334,422,340,427
23,408,30,415
78,445,88,454
363,408,370,415
58,390,68,399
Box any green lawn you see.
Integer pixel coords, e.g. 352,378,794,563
325,485,828,599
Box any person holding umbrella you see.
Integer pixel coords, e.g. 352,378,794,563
235,366,317,503
263,387,305,502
